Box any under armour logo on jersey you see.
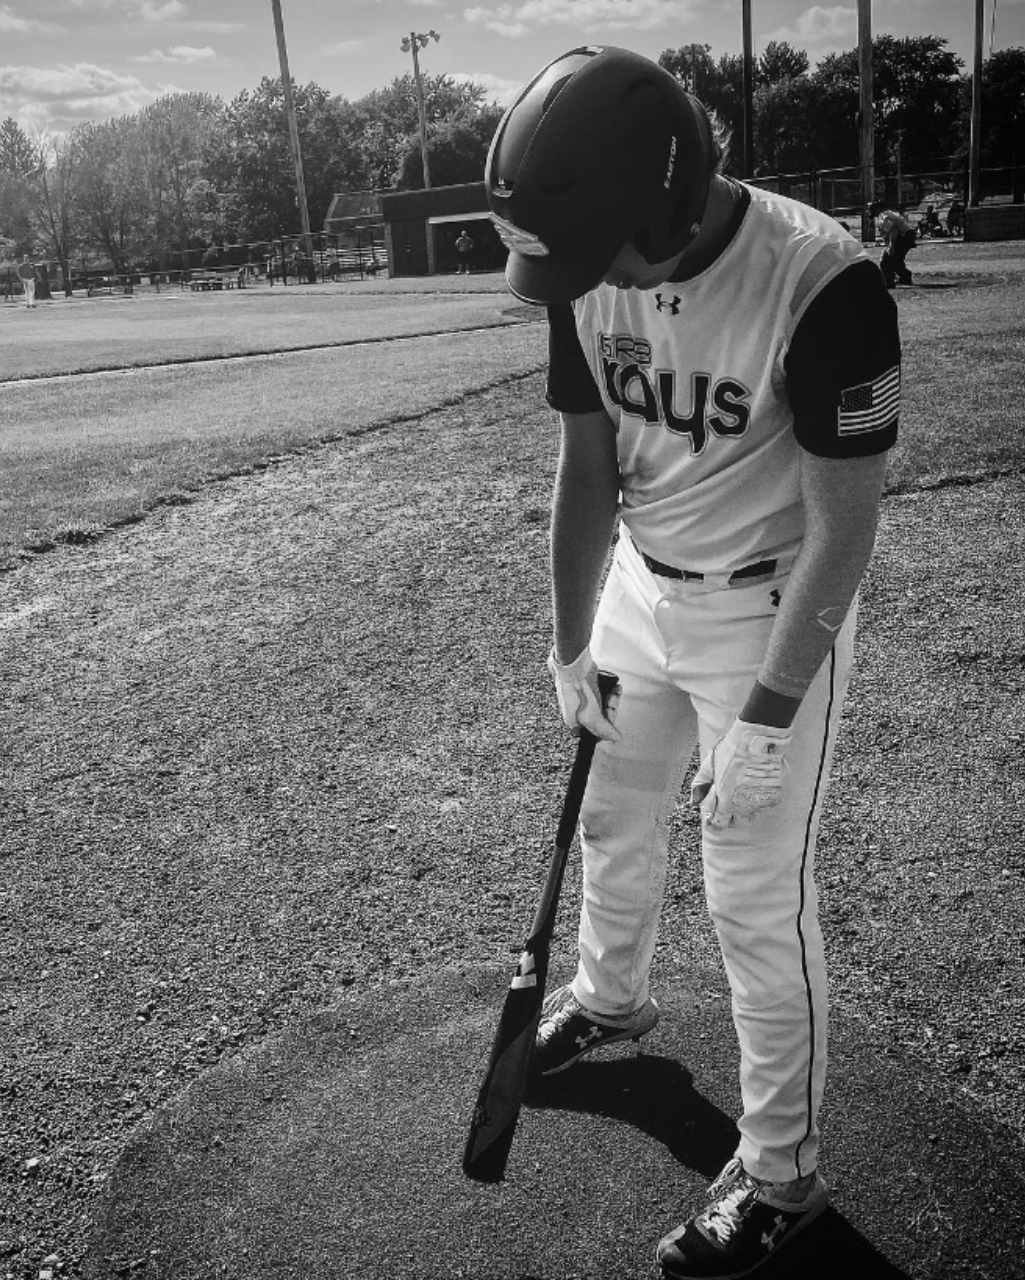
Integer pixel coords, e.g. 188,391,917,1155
655,293,681,315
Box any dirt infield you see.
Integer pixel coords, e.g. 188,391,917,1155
1,243,1023,1277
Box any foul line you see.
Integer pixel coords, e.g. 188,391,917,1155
0,318,543,391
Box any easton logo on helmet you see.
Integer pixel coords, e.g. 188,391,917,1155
664,135,677,190
491,214,550,258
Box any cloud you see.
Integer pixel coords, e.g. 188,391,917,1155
137,0,187,20
763,6,858,50
131,45,216,64
451,70,523,107
463,0,698,38
0,4,57,34
0,62,167,131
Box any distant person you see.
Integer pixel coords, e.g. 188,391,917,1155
17,256,36,308
947,198,965,237
455,229,474,273
870,201,915,288
921,205,943,237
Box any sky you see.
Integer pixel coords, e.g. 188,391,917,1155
1,0,1022,135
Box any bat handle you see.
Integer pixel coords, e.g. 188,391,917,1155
554,669,619,851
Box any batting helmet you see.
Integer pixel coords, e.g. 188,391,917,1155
486,46,714,305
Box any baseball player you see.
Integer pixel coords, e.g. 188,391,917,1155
486,47,900,1279
17,256,36,308
870,201,916,287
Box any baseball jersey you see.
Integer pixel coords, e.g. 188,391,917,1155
546,183,901,575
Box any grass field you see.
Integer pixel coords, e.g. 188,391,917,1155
0,241,1022,574
1,240,1024,1277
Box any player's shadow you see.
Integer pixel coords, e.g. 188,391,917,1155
524,1049,735,1178
524,1052,912,1280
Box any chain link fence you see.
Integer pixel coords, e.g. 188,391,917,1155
1,224,387,303
752,160,1024,236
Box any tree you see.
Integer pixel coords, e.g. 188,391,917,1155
814,36,964,169
137,93,228,261
759,41,809,85
224,78,372,242
73,117,152,271
0,173,34,255
0,117,38,176
0,118,39,256
30,129,79,293
348,74,502,190
394,101,503,190
753,75,852,174
958,47,1025,188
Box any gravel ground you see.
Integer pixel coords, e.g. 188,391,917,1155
2,367,1023,1280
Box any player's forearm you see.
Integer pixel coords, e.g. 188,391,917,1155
550,468,619,663
747,533,874,722
743,452,887,727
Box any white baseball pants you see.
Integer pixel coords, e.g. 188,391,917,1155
572,531,855,1184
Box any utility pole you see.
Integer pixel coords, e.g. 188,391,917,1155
270,0,314,273
741,0,754,179
969,0,984,207
858,0,875,241
402,30,440,189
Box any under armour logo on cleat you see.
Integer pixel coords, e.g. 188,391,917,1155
575,1024,603,1050
655,293,681,315
761,1214,788,1251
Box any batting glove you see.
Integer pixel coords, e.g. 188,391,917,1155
547,646,621,742
691,719,793,828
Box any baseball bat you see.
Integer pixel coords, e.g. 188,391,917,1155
461,670,618,1183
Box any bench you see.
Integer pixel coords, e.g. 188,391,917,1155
189,268,246,292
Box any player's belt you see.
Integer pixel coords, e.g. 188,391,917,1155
641,552,778,583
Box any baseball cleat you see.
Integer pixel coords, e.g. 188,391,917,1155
532,984,659,1076
656,1157,828,1279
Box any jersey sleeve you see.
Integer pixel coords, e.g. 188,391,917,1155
784,259,901,458
545,302,605,414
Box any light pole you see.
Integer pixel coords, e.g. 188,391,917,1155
741,0,754,179
968,0,983,207
270,0,314,275
401,29,440,189
858,0,875,242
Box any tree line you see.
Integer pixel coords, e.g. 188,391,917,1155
0,35,1021,277
660,35,1023,181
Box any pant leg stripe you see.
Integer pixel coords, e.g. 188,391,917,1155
793,644,838,1179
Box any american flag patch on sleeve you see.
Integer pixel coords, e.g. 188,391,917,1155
837,366,900,435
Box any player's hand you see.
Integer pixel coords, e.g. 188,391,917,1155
547,646,621,742
691,718,792,827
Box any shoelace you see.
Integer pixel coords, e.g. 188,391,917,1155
537,995,581,1044
699,1173,759,1245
